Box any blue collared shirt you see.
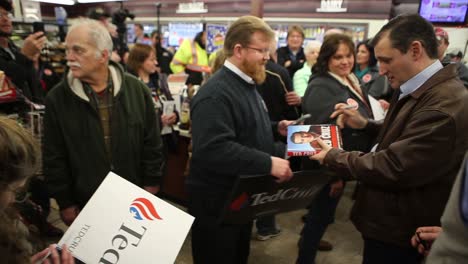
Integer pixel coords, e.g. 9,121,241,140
224,60,255,84
399,60,443,100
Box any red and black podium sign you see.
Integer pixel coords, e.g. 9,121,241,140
221,170,330,224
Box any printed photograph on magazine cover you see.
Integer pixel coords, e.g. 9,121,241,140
287,125,342,156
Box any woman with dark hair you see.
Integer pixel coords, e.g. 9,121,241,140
355,40,392,101
127,44,178,176
128,44,160,89
297,34,374,263
0,116,74,263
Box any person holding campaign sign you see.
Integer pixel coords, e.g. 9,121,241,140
297,33,374,263
43,19,164,226
0,116,74,264
188,16,294,264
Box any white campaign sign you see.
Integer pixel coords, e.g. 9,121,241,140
58,172,194,264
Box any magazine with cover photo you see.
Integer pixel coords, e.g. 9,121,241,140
287,124,343,156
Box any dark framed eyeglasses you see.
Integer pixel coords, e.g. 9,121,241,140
244,46,270,55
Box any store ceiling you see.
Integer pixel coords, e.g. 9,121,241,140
40,0,402,20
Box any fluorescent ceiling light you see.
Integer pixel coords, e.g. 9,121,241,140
77,0,126,3
31,0,75,5
176,2,208,14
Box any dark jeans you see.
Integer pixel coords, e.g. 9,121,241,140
256,214,277,234
363,237,423,264
297,183,341,264
188,189,253,264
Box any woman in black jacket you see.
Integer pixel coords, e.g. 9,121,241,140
276,25,305,78
297,34,375,264
127,44,179,175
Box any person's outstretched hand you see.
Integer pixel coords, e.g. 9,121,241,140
285,91,301,106
21,32,47,61
410,226,442,256
309,138,332,165
277,120,295,137
270,157,293,183
330,103,368,129
31,244,75,264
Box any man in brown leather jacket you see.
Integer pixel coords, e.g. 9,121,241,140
311,14,468,264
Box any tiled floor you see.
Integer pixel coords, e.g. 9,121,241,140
49,182,363,264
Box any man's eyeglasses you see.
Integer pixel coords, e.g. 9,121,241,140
0,12,13,20
244,46,270,56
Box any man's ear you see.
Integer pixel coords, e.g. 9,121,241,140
233,44,243,59
100,49,110,63
410,40,424,60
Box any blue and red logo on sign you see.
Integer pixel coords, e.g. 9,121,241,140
229,192,250,211
129,197,163,221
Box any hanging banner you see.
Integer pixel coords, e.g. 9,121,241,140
168,23,203,47
206,24,227,53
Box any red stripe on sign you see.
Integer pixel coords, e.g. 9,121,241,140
331,125,338,148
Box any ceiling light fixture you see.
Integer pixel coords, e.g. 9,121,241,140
77,0,127,3
31,0,75,5
176,1,208,14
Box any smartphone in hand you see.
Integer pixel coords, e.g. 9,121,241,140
32,22,45,35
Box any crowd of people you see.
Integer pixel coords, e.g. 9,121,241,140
1,0,467,262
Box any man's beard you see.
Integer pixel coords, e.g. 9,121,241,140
241,59,266,84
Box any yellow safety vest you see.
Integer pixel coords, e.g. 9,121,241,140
170,39,210,74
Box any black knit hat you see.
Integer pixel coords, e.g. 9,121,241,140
0,0,13,12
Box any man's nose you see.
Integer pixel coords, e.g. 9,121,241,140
66,51,76,61
379,66,387,76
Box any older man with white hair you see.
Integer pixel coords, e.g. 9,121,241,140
43,19,163,226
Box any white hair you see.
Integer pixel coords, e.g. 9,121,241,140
324,28,345,37
68,18,113,60
304,40,322,54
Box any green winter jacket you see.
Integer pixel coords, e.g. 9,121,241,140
43,61,163,209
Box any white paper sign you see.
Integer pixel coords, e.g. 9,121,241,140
368,95,386,121
58,172,194,264
161,100,176,135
